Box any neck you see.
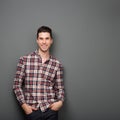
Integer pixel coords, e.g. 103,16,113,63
38,49,50,60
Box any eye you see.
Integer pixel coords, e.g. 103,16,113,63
46,37,49,40
39,37,43,40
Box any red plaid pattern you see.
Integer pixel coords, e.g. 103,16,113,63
13,50,64,112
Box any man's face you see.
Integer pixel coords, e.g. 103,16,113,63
36,32,53,53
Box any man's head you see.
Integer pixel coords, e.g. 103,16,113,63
36,26,53,53
37,26,53,39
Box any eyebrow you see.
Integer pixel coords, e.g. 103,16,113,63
39,37,50,39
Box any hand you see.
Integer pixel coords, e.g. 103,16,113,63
21,103,37,115
49,101,63,111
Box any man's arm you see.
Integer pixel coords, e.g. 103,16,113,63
13,57,26,105
50,64,65,111
13,57,37,114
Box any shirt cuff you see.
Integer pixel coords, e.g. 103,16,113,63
19,100,26,106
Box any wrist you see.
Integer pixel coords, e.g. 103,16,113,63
57,101,63,105
21,103,32,114
21,103,28,108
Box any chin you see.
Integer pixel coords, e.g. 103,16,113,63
41,49,48,52
39,47,50,53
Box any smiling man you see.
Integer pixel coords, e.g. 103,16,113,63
13,26,65,120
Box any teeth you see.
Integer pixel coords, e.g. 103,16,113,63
42,46,47,49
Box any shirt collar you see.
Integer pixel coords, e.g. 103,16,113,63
34,49,52,61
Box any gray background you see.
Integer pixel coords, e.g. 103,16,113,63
0,0,120,120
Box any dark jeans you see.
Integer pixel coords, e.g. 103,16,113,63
26,108,58,120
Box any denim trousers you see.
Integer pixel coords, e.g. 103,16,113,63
26,108,58,120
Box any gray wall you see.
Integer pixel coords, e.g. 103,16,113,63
0,0,120,120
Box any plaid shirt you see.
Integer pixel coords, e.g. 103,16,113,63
13,50,64,112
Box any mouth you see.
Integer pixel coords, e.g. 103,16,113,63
41,45,48,49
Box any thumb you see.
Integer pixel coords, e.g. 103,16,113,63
49,103,55,108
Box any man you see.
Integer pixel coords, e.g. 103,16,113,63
13,26,65,120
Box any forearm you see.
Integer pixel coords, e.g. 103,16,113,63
13,80,25,105
55,64,65,102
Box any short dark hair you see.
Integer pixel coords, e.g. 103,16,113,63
37,26,53,39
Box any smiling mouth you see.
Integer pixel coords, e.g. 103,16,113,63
41,45,47,48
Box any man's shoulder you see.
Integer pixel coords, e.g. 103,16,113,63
50,55,63,67
19,51,36,60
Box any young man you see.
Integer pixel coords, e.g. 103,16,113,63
13,26,65,120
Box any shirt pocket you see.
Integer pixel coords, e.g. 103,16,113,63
43,70,56,82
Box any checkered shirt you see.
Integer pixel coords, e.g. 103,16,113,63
13,50,64,112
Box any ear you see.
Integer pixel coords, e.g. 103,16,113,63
51,39,53,44
36,39,38,43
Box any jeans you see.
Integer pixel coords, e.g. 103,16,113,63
26,108,58,120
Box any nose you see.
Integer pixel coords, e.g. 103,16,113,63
43,39,46,44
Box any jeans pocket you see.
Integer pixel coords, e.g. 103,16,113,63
49,108,58,113
26,111,36,119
